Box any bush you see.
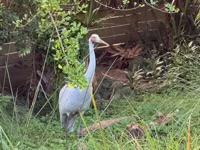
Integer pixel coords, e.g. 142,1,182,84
1,0,89,89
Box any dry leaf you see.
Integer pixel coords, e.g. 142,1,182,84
107,44,143,60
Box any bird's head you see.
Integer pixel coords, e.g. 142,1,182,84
89,34,109,46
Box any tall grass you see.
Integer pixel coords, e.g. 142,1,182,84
1,84,200,149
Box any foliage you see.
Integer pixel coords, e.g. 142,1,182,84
1,88,200,149
164,2,179,12
0,94,13,124
80,0,100,27
195,2,200,28
0,126,15,150
164,0,200,89
166,41,200,88
0,4,18,43
0,0,37,54
144,0,179,13
122,0,129,5
150,0,158,5
169,0,197,39
32,0,88,87
2,0,89,88
0,0,36,17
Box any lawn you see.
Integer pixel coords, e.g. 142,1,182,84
1,87,200,150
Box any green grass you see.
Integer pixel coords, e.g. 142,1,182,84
1,88,200,150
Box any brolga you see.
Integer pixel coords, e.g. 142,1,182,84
59,34,109,149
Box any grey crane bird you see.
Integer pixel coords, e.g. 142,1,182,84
59,34,109,145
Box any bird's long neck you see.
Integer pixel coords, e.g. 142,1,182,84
84,40,96,84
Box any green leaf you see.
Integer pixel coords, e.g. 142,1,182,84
58,64,63,69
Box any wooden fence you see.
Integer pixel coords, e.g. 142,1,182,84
88,4,166,45
0,43,33,93
0,3,166,93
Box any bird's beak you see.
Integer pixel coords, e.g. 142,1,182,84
99,39,109,47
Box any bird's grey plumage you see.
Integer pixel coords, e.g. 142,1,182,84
59,84,92,131
59,34,108,133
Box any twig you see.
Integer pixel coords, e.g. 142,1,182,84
99,95,114,118
23,35,52,133
94,0,142,11
1,42,16,45
143,0,178,14
101,72,113,79
94,57,118,95
95,0,178,13
79,116,132,136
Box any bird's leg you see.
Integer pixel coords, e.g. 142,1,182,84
64,114,69,150
64,113,78,150
77,118,82,137
66,113,78,132
76,116,82,150
65,128,69,150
